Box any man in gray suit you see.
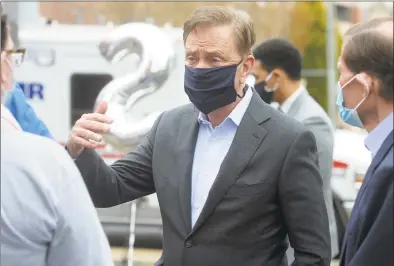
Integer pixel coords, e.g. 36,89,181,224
66,6,331,266
252,38,339,261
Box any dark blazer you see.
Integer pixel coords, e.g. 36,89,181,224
340,131,393,266
75,91,331,266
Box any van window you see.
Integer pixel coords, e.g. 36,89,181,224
70,73,113,126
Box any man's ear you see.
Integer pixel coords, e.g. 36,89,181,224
240,55,255,83
243,56,255,75
356,72,373,95
356,72,372,87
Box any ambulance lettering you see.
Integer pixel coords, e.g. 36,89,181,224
17,82,44,100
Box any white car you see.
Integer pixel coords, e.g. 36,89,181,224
331,128,371,251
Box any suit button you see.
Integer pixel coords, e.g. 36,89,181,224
185,240,193,248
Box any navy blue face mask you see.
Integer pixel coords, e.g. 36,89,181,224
184,61,245,114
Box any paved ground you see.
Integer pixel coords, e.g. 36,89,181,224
113,248,340,266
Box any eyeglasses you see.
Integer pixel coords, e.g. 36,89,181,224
4,48,26,67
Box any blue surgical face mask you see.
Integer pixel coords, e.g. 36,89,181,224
184,61,245,114
336,74,369,128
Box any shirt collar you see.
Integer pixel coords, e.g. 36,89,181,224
198,86,253,126
1,104,22,131
364,112,393,157
280,86,305,114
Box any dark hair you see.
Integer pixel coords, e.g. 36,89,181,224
253,38,302,81
343,18,393,101
1,13,8,51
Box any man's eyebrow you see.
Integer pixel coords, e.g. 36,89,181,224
185,49,197,55
205,50,227,58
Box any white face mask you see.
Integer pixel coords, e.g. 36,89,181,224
263,72,278,92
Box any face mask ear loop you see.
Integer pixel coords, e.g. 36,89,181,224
352,83,370,111
236,85,248,98
338,74,358,108
236,58,245,67
265,72,273,83
262,72,277,93
236,57,248,98
340,74,358,91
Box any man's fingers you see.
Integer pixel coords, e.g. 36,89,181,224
95,101,108,114
71,136,102,150
67,107,112,157
81,113,113,124
75,120,111,134
74,127,103,142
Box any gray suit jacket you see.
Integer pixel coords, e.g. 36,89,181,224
75,90,331,266
285,89,339,258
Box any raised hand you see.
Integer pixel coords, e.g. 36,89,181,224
66,101,113,158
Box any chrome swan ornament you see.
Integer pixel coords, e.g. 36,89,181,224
95,22,175,153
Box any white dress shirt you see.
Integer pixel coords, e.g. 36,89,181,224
1,105,114,266
279,86,305,114
191,88,253,227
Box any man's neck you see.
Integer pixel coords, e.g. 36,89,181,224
208,99,240,128
276,80,301,105
364,101,393,133
206,85,247,128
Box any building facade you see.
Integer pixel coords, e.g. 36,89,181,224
39,2,393,34
334,2,393,35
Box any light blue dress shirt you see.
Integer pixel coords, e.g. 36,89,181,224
364,112,393,158
191,88,253,227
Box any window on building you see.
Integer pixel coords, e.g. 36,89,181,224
336,5,351,22
70,73,113,127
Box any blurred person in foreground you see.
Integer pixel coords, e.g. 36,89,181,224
66,6,330,266
337,17,393,266
0,13,114,266
251,38,339,262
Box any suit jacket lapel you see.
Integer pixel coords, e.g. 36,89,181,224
190,92,271,235
177,107,200,233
